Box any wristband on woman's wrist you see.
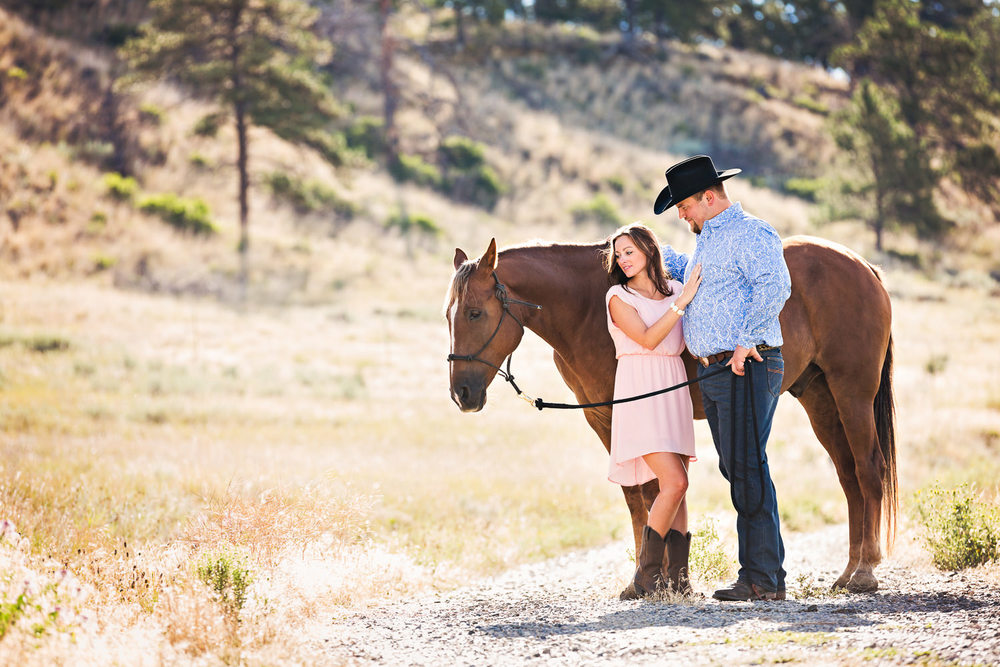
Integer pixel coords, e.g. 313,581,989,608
670,303,685,316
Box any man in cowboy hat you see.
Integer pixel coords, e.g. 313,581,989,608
654,154,791,601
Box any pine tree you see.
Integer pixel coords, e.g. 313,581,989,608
833,0,997,238
832,79,919,251
121,0,341,290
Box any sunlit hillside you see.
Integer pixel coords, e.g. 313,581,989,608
3,4,997,299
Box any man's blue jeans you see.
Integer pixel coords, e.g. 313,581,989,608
698,348,786,592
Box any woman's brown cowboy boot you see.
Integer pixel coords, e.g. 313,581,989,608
665,529,693,594
632,525,667,597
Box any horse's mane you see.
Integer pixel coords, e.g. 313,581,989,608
444,240,605,314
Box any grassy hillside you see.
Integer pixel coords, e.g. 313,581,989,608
1,5,999,664
3,4,995,300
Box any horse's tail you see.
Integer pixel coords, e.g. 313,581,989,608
875,333,898,554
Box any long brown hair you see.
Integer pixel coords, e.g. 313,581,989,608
603,223,674,296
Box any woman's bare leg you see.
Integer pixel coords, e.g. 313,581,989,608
641,452,689,536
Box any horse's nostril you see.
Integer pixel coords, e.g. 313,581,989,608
459,385,470,403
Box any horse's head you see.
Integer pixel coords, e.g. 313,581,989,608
445,238,528,412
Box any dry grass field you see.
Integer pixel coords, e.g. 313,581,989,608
2,6,999,663
2,224,999,663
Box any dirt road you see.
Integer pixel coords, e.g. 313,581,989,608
320,525,1000,665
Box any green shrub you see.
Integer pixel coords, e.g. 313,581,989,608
24,335,71,353
689,518,734,582
793,95,830,115
385,211,442,239
389,154,442,189
570,194,622,229
188,152,212,169
93,254,117,271
345,116,386,158
97,22,141,48
76,141,116,167
0,593,28,639
264,171,356,220
193,112,225,138
783,177,826,202
605,176,625,194
6,66,28,81
568,25,604,64
437,137,504,210
303,129,349,167
442,165,504,211
886,248,922,268
914,483,1000,571
515,60,546,80
924,354,948,375
138,193,216,235
102,172,138,202
138,103,164,125
87,211,108,235
196,549,253,617
439,136,486,171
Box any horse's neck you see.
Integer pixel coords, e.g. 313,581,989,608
498,245,606,358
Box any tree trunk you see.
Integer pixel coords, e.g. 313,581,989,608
379,0,399,168
872,156,884,252
622,0,636,53
100,70,132,176
454,2,465,48
229,0,250,297
236,102,250,290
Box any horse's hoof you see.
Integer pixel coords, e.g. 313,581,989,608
619,582,639,601
832,575,851,590
846,571,878,593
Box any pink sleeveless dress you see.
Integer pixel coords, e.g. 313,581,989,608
605,282,696,486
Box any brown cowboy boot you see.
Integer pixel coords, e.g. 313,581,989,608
665,529,693,594
631,525,666,597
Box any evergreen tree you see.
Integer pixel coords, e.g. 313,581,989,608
831,79,929,250
833,0,997,237
121,0,341,289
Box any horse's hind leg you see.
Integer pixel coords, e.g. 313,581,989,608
831,393,884,592
797,376,866,590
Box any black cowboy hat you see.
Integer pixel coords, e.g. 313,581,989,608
653,155,742,215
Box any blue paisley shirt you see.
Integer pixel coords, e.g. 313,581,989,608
661,202,791,358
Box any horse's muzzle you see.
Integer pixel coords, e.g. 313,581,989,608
451,381,487,412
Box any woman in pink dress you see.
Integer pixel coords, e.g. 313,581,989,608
604,223,702,598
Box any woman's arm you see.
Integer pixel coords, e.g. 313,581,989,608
609,266,702,350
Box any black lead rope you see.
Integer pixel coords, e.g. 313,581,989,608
447,272,766,516
730,360,767,518
530,364,729,410
533,357,766,518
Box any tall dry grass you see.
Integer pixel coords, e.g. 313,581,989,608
2,238,999,662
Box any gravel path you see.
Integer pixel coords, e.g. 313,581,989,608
320,525,1000,665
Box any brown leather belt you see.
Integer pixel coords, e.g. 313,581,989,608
698,344,778,367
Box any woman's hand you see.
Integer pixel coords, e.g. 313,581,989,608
678,264,702,307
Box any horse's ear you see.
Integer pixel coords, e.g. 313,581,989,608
479,238,498,272
453,247,468,270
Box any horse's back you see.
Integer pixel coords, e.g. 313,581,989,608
781,235,891,395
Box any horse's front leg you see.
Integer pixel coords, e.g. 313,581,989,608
621,484,649,554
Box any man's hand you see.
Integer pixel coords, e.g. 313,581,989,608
729,345,763,376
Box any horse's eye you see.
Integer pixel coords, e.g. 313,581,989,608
468,309,482,321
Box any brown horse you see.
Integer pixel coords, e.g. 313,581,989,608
445,235,896,593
